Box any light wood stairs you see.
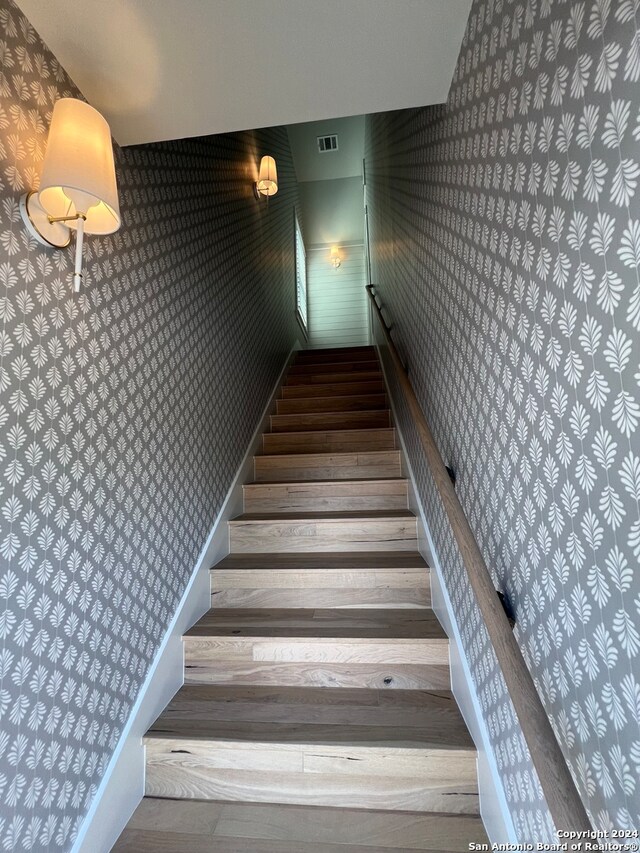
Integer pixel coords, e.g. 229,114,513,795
113,346,488,852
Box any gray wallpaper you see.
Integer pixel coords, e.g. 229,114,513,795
366,0,640,839
0,1,300,849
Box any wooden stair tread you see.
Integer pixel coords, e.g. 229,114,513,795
286,370,383,385
254,450,402,482
146,685,473,749
243,479,408,513
290,352,376,361
298,345,375,352
297,353,376,360
296,345,375,351
211,552,429,570
262,428,394,438
115,799,488,853
263,428,396,454
270,411,391,433
295,346,375,358
229,512,417,554
185,608,445,639
145,723,469,749
281,380,386,398
142,771,478,821
246,477,408,487
233,510,415,521
289,361,380,374
271,408,389,416
255,450,401,462
145,684,452,707
276,394,388,414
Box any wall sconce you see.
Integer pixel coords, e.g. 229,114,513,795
330,246,341,269
20,98,121,292
254,155,278,199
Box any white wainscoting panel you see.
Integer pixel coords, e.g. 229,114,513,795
307,244,368,348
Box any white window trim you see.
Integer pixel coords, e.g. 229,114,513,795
294,210,308,333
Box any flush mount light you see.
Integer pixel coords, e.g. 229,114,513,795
255,155,278,199
330,245,341,269
20,98,121,292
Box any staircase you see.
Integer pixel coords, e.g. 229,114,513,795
113,346,488,852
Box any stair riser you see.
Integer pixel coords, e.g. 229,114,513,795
211,567,429,590
281,380,385,399
254,451,402,482
295,348,376,364
244,495,408,512
299,344,374,352
146,740,475,781
243,481,408,513
145,767,477,814
270,411,391,432
185,638,448,665
229,519,418,553
286,370,383,386
255,464,402,481
276,394,388,414
185,661,450,691
212,588,430,608
263,429,396,454
145,741,477,813
289,361,380,376
211,567,430,609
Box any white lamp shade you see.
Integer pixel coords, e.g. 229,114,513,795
38,98,121,235
257,155,278,196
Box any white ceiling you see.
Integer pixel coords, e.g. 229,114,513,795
16,0,472,147
288,116,365,183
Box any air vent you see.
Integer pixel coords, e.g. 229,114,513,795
317,134,339,153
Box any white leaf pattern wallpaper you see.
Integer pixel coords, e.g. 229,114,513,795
366,0,640,839
0,0,300,848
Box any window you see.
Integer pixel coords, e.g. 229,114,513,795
295,211,307,331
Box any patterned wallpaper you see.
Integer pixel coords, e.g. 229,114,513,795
366,0,640,839
0,1,300,849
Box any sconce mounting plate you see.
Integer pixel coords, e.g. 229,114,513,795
20,191,71,249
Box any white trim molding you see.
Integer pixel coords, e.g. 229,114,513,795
72,343,300,853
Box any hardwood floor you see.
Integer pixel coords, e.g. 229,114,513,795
112,346,488,852
115,799,487,852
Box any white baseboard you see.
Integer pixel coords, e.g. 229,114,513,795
72,343,301,853
375,340,517,845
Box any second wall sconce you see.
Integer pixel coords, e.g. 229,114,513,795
20,98,121,293
255,155,278,199
330,245,341,269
